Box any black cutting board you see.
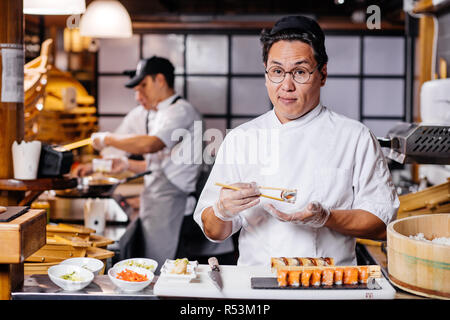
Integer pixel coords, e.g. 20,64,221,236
251,277,381,290
0,206,29,222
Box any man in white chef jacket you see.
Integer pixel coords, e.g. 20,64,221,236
87,56,205,269
193,15,399,266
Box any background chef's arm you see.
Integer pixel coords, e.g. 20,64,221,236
201,206,233,241
324,209,387,240
104,133,165,154
126,159,148,173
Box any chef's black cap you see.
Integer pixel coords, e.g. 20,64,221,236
270,15,325,43
125,56,175,88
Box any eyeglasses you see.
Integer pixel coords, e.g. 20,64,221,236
265,64,320,84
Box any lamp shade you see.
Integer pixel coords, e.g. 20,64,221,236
24,0,86,15
79,0,132,38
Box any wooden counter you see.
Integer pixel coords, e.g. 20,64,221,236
0,177,77,206
0,209,46,300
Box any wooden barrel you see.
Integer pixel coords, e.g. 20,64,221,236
387,214,450,299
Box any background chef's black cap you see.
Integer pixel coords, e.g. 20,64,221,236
270,15,325,42
125,56,175,88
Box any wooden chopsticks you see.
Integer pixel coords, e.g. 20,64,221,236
62,138,92,151
215,182,287,202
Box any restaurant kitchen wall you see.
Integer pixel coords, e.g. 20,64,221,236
96,28,409,143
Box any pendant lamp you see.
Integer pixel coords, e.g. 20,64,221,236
79,0,132,38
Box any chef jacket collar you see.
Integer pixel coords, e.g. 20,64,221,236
271,101,324,128
155,93,179,111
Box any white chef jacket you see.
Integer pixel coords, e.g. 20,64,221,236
144,94,203,196
193,102,399,266
101,105,148,158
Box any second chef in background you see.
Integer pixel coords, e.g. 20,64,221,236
78,56,203,270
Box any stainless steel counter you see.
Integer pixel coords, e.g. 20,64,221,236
12,274,159,300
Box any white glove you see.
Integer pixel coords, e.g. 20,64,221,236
264,201,331,228
212,182,260,222
91,132,110,151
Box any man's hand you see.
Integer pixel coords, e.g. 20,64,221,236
105,156,129,174
91,132,110,151
264,201,331,228
213,182,261,221
72,163,93,177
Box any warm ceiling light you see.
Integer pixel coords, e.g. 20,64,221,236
24,0,86,15
79,0,132,38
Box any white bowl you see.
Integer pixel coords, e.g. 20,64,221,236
113,258,158,273
60,257,104,275
108,265,154,292
48,265,94,291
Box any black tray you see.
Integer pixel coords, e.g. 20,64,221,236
251,277,381,290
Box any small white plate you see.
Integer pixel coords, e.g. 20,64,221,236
159,259,198,283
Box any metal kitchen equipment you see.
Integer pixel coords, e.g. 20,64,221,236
48,170,150,224
377,122,450,164
48,195,131,223
75,170,152,198
49,170,151,223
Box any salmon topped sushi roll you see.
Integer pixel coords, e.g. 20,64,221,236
343,267,359,285
358,266,369,284
288,271,301,287
311,269,322,286
334,268,344,285
321,268,334,286
277,269,289,287
301,270,313,287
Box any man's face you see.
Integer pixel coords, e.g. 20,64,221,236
265,40,327,124
134,75,158,110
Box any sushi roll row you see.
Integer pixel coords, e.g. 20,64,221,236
276,266,369,288
271,257,335,268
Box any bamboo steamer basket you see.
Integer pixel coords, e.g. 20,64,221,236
387,214,450,299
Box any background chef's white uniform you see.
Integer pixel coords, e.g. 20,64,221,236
101,105,148,159
120,94,203,269
194,103,399,266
